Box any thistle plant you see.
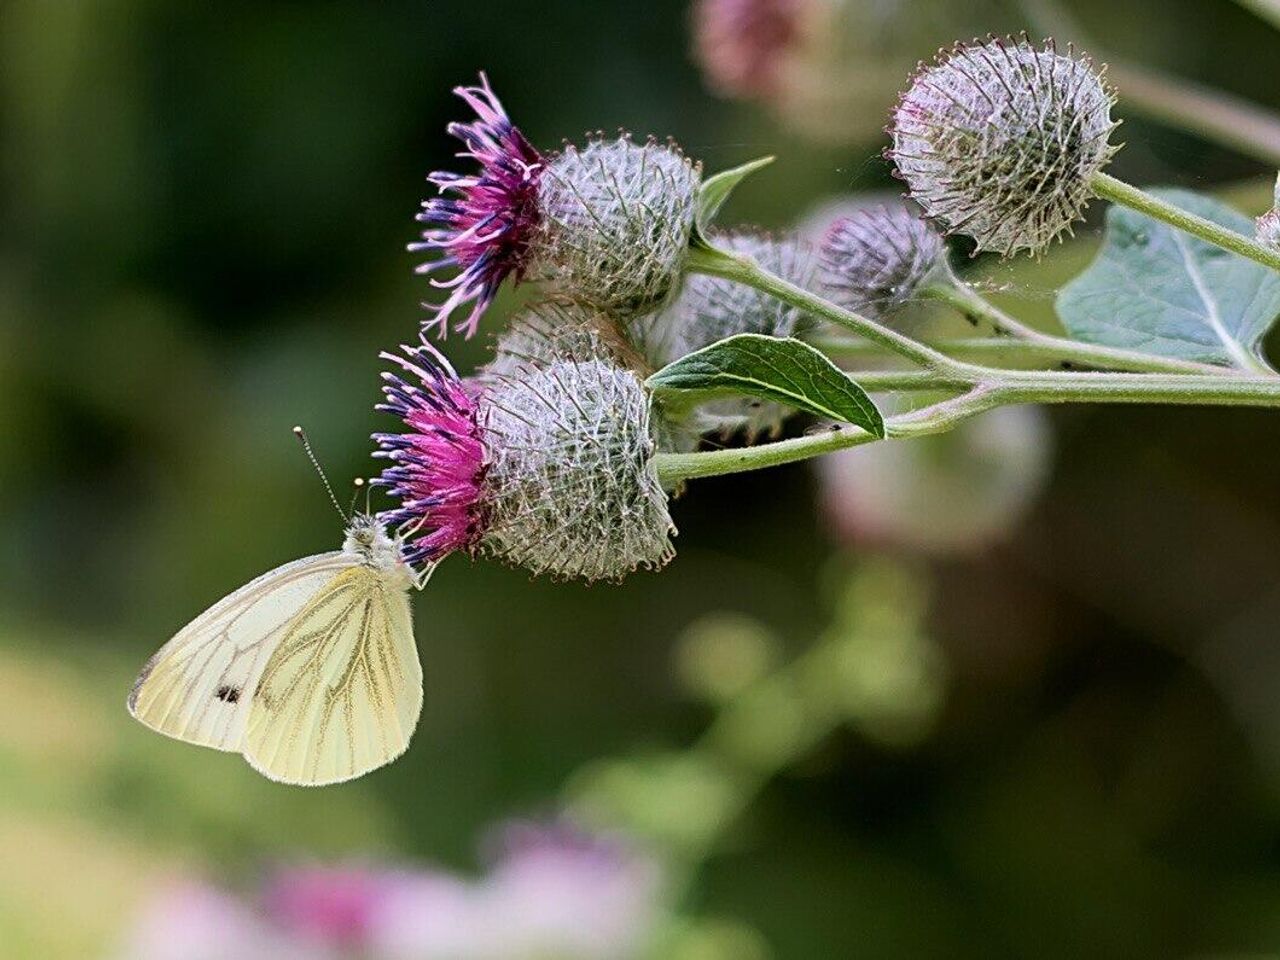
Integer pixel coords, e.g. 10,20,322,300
479,356,676,582
386,45,1280,586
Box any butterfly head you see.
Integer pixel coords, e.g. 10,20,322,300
343,514,412,579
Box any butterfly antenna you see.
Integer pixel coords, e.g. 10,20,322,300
348,477,366,519
292,425,348,524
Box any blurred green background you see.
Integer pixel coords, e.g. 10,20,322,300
5,0,1280,957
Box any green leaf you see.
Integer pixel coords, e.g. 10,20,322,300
1058,188,1280,370
691,156,775,248
646,334,885,437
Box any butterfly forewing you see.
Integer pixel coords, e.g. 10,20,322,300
127,552,356,752
243,565,421,786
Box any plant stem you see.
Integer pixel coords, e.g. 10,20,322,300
1021,0,1280,166
653,369,1280,485
922,281,1233,376
1092,172,1280,276
686,245,963,374
840,370,966,391
1106,62,1280,169
655,390,997,484
817,335,1224,371
1231,0,1280,31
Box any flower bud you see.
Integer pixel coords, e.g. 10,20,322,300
536,137,701,318
819,205,946,319
481,300,644,383
479,357,676,581
888,36,1120,257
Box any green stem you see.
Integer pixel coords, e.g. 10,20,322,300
1021,0,1280,166
842,370,966,391
817,336,1214,370
687,244,963,374
1231,0,1280,31
654,369,1280,485
1092,172,1280,280
655,389,997,484
922,281,1233,376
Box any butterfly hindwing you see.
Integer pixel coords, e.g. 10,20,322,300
127,552,356,752
243,565,421,786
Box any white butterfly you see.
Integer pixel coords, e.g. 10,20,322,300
128,513,427,786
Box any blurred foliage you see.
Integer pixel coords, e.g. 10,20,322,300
5,1,1280,958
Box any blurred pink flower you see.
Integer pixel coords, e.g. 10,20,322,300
262,866,410,951
482,821,663,960
115,880,304,960
693,0,811,99
116,822,663,960
819,406,1052,556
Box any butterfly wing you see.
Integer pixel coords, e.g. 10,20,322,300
242,565,420,786
128,552,356,752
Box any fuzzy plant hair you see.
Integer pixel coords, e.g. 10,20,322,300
631,230,816,439
478,357,676,582
1258,176,1280,250
888,36,1120,257
535,136,702,319
819,205,947,320
483,300,704,456
478,300,646,384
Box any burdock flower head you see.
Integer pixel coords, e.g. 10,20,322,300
415,76,701,337
480,356,675,581
373,342,487,568
536,136,701,318
413,75,544,338
819,205,947,319
888,36,1120,257
374,337,674,582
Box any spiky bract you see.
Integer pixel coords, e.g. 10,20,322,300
536,138,701,318
479,358,675,582
819,205,946,319
888,36,1119,257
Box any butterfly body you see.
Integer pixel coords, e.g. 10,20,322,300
128,516,422,786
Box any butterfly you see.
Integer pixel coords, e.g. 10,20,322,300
129,433,431,786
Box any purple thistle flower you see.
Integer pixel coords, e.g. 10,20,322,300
413,74,543,339
373,340,487,567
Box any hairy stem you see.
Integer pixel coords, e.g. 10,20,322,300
922,281,1233,375
654,370,1280,485
686,244,964,374
1092,172,1280,280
